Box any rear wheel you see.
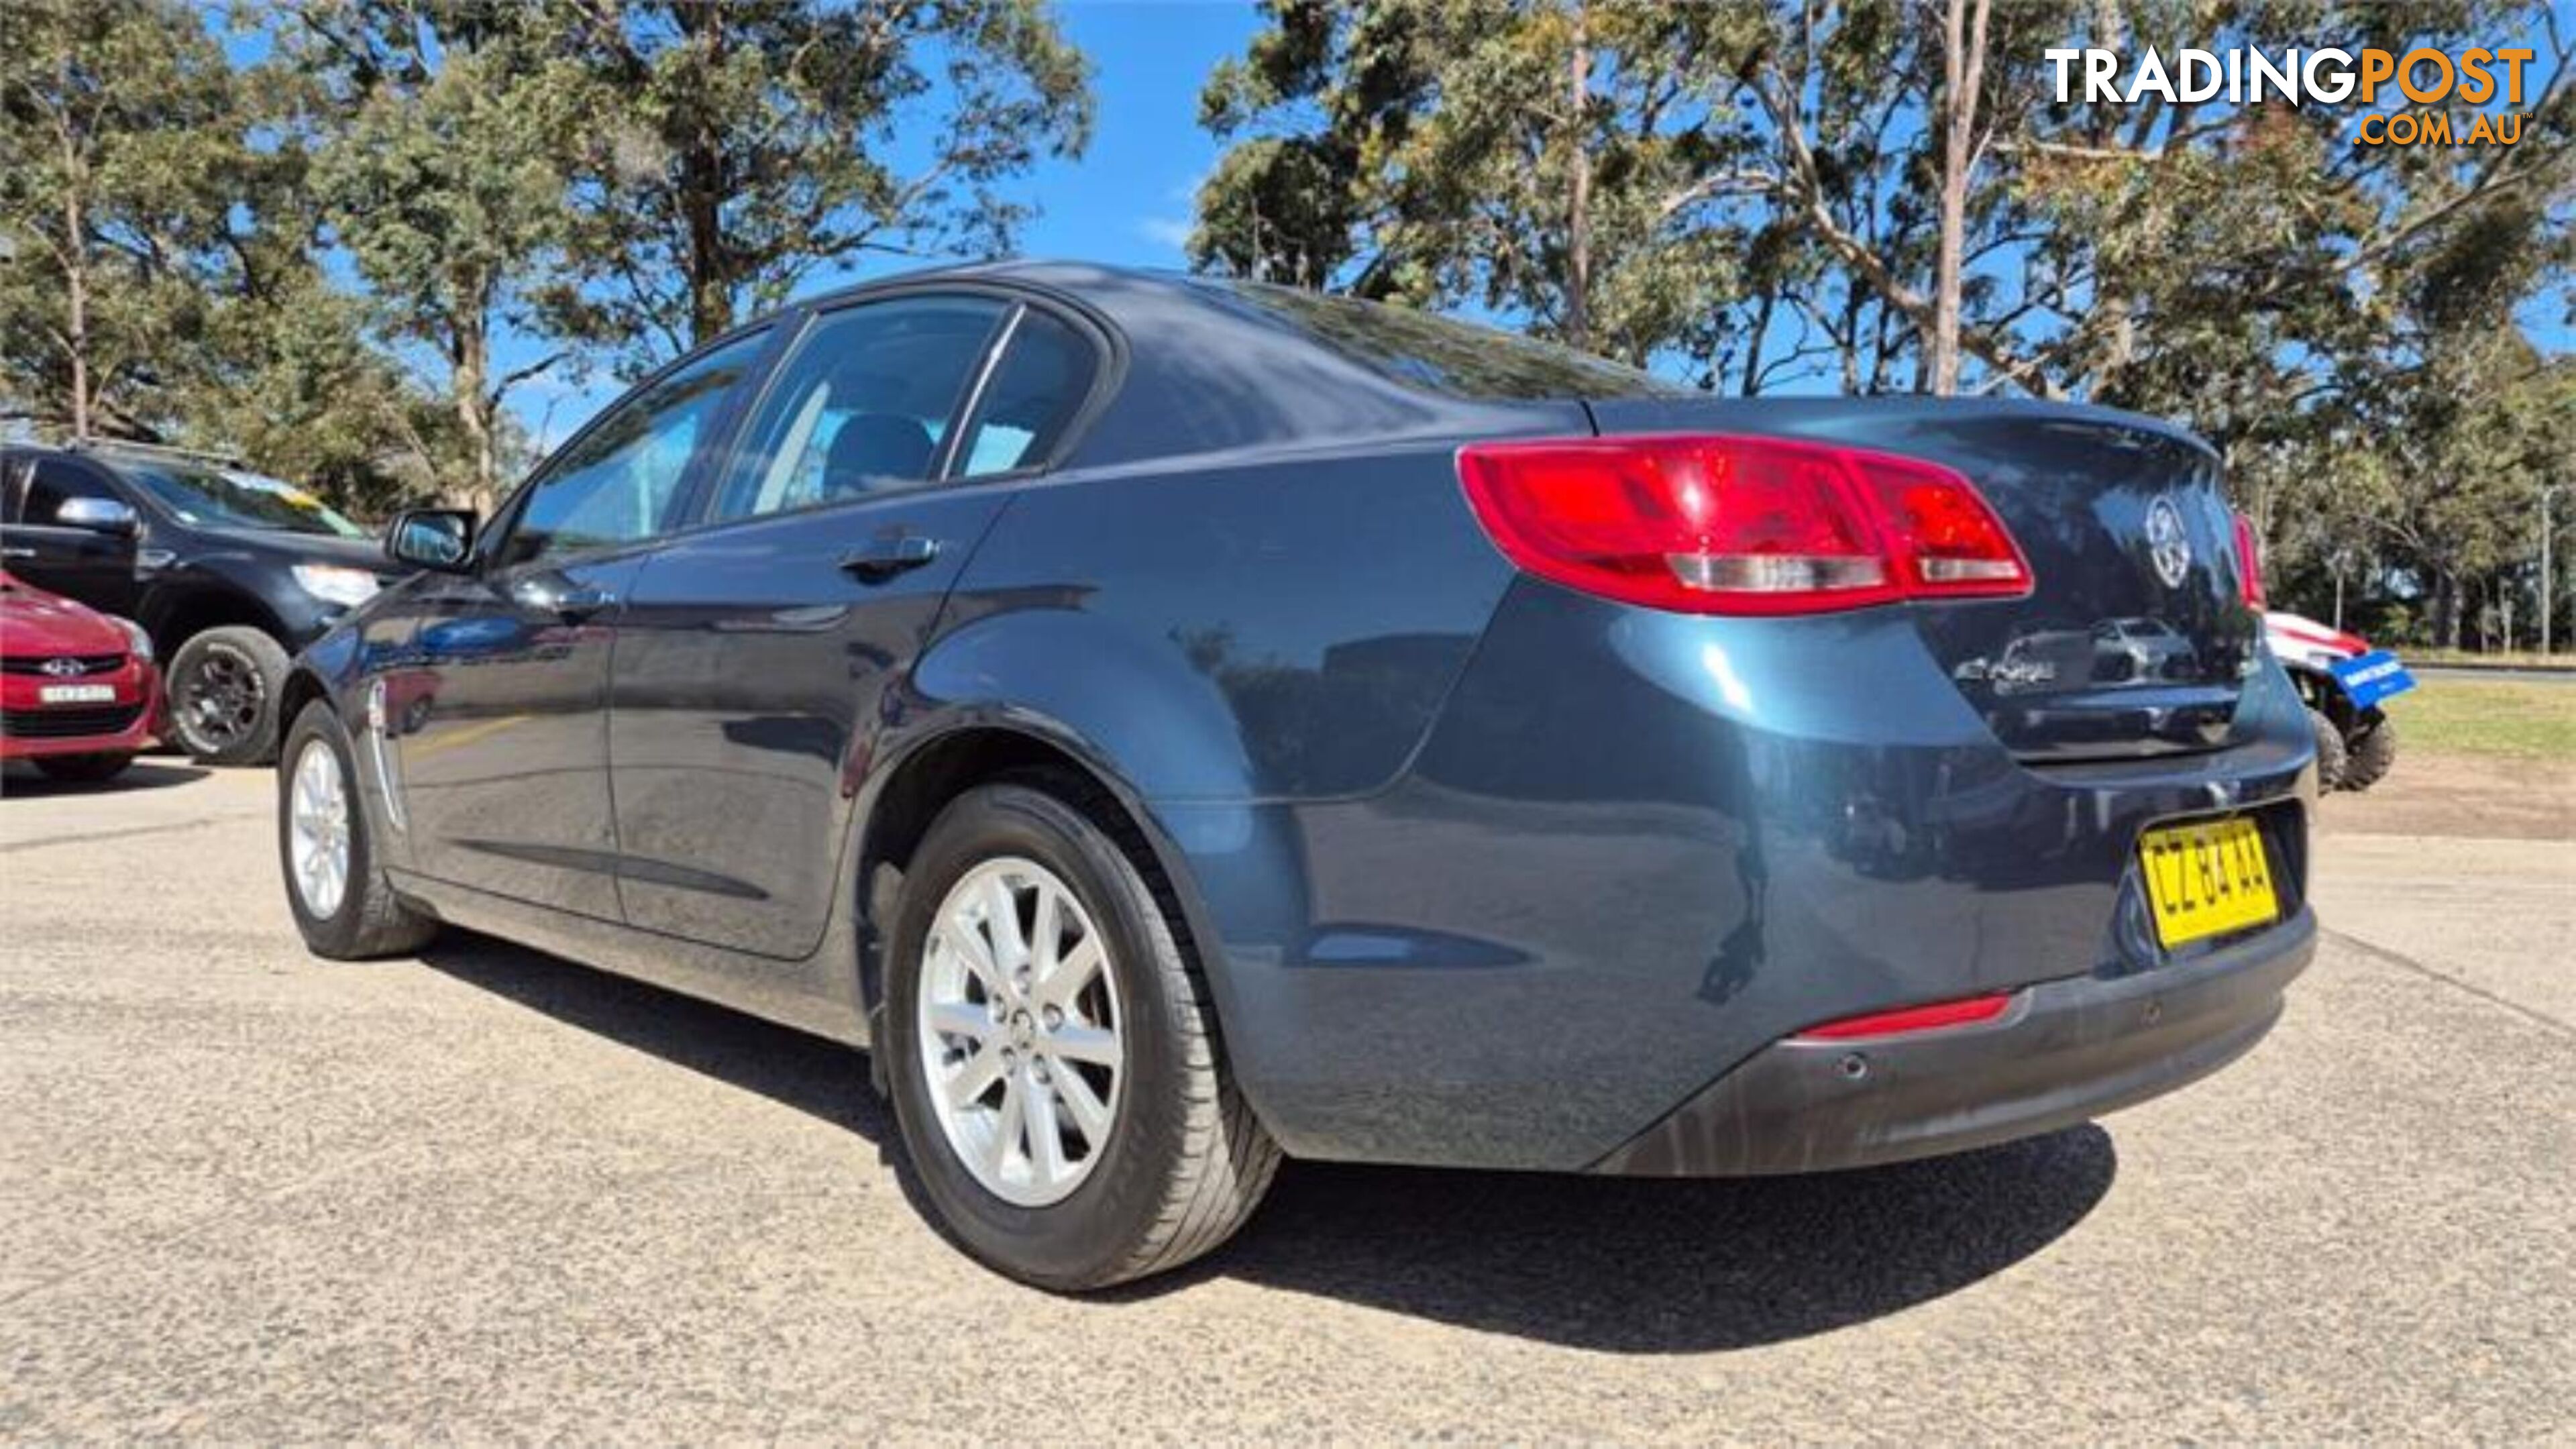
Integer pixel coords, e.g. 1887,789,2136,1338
882,779,1279,1290
31,752,133,783
2307,706,2349,791
169,625,290,765
2342,709,2397,791
278,702,437,959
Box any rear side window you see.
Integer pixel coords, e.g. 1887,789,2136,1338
709,296,1008,523
1188,278,1680,400
954,310,1095,478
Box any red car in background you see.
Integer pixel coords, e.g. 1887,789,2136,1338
0,570,162,783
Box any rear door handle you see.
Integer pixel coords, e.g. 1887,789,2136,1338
840,534,941,583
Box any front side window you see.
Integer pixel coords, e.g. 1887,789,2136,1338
708,296,1008,525
493,331,767,569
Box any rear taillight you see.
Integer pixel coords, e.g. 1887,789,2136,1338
1456,434,2031,616
2231,511,2266,608
1792,992,2015,1041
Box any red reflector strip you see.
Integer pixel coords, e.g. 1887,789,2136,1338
2231,511,2266,608
1793,993,2015,1041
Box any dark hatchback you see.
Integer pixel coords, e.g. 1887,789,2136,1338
274,262,2315,1289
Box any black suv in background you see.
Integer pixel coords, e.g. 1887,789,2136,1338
0,442,403,764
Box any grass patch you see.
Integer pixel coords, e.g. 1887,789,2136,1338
2410,648,2576,671
2382,678,2576,760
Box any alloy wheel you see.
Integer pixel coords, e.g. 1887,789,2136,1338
288,739,351,918
916,857,1125,1207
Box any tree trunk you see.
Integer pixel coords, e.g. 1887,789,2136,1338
2432,571,2462,650
685,176,731,345
1738,290,1774,396
1929,0,1990,396
63,182,91,441
1563,5,1593,354
452,325,498,514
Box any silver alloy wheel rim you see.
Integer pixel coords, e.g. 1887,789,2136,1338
917,857,1124,1207
288,739,351,920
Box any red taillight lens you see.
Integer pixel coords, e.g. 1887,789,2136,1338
1792,992,2016,1041
1456,434,2031,616
2231,511,2266,608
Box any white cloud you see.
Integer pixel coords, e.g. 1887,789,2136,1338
1137,216,1195,250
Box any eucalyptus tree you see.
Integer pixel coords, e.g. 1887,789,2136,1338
0,0,258,439
537,0,1095,372
287,1,575,508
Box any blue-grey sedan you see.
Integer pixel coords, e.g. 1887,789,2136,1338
274,263,2315,1289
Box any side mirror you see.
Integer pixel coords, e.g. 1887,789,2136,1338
54,496,138,537
386,508,476,572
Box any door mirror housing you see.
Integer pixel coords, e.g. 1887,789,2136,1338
386,508,476,572
54,496,138,537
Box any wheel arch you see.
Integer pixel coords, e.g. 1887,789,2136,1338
278,665,333,734
140,582,290,657
849,716,1247,1082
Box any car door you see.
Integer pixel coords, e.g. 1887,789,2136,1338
608,293,1102,957
1,455,142,615
394,330,771,920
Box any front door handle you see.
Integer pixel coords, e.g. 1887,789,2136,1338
839,534,941,583
512,578,619,621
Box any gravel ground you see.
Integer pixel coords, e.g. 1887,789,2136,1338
1,758,2569,1442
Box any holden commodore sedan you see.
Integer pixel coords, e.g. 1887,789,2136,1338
274,262,2314,1289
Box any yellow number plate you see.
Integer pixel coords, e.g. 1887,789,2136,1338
2139,816,2279,949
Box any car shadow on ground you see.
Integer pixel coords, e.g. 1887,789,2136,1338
1,759,213,797
419,927,2116,1353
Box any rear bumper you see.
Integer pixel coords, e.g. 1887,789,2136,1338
1593,906,2314,1176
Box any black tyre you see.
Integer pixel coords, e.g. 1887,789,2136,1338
277,701,438,960
2343,709,2398,791
882,777,1280,1291
2307,706,2349,791
31,752,133,783
168,625,291,765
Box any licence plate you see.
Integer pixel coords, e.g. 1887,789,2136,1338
2139,815,2279,949
38,684,116,704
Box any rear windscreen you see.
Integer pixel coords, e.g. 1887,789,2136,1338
1186,278,1682,402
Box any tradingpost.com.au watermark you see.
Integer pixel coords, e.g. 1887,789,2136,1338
2045,46,2538,146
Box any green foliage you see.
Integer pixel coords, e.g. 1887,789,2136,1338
0,0,451,512
534,0,1094,371
1193,0,1764,364
5,0,1094,514
285,0,576,506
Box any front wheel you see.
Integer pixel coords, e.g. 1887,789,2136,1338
882,779,1279,1290
277,702,438,959
168,625,291,765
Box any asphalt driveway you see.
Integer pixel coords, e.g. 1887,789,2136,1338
1,759,2568,1440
